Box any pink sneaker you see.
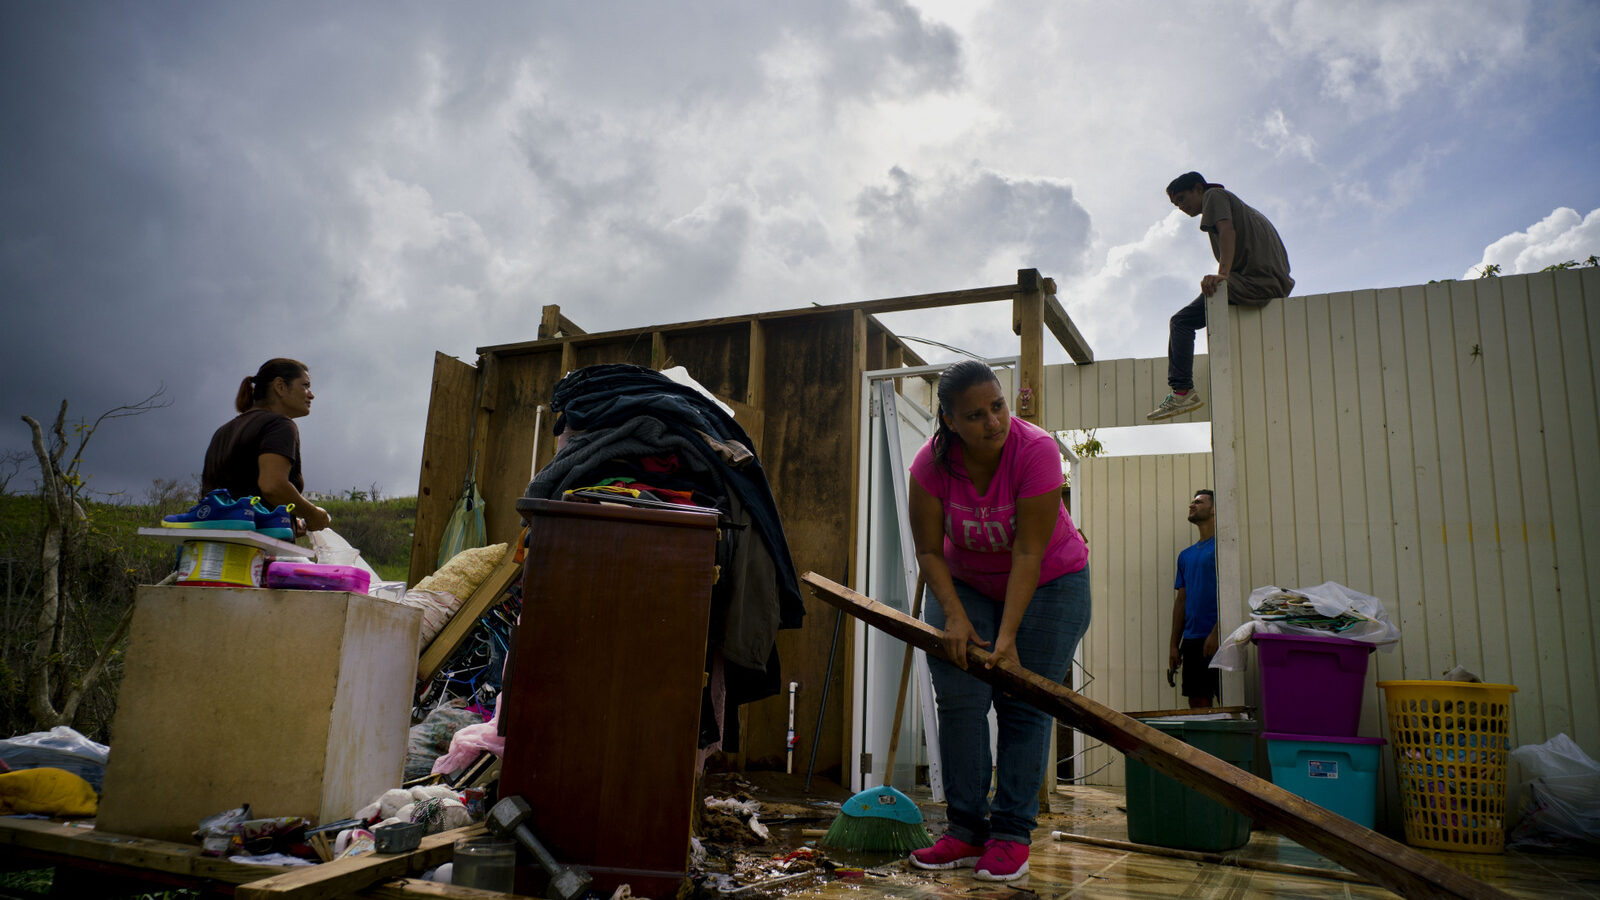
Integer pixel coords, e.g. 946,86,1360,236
973,839,1029,881
909,834,984,870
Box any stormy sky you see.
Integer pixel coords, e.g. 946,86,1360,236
3,1,1597,502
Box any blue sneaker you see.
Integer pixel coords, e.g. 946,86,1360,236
251,498,295,540
162,490,256,530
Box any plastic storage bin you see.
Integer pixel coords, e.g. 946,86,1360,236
1263,732,1386,828
1252,633,1375,736
1379,680,1517,853
1125,715,1257,852
264,561,371,594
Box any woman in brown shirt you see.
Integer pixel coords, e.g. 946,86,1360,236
201,358,331,534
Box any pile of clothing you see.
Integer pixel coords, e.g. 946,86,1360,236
526,364,805,750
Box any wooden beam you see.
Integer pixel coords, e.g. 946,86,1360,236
651,331,668,370
480,283,1024,357
746,320,766,411
1042,278,1094,364
236,826,479,900
538,305,562,340
799,572,1512,900
1014,269,1044,425
559,340,576,376
538,304,586,340
0,816,280,884
416,548,520,682
868,314,929,369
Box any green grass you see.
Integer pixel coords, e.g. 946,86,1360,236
0,491,417,737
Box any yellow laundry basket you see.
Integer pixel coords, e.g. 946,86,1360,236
1378,680,1517,853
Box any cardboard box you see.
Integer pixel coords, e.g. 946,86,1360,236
98,585,420,842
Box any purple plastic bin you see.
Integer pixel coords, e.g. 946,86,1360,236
1252,632,1374,736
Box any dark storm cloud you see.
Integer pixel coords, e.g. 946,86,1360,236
0,1,976,500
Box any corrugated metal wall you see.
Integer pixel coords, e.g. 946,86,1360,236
1047,268,1600,791
1073,453,1213,787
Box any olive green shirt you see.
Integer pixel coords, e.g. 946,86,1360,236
1200,186,1294,306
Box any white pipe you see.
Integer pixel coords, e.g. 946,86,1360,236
786,681,799,774
530,405,548,478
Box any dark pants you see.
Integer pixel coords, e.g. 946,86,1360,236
1167,293,1208,392
1168,278,1287,390
1180,637,1220,702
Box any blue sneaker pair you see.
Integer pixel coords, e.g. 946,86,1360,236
250,499,295,540
162,490,294,540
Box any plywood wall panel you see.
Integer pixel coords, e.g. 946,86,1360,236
410,353,481,587
662,325,750,402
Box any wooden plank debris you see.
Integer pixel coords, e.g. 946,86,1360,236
236,825,477,900
416,548,520,682
0,816,281,884
800,571,1512,900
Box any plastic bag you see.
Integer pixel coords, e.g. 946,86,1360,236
1508,734,1600,850
1211,581,1400,671
0,726,110,791
307,528,381,581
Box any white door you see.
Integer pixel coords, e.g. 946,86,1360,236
851,362,1017,796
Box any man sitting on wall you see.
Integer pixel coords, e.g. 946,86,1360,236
1148,173,1294,421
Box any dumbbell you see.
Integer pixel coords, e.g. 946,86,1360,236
485,796,592,900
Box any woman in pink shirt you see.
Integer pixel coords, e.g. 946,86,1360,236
906,360,1090,881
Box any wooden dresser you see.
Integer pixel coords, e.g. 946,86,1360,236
501,497,719,898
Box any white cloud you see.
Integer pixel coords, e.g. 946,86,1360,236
1056,211,1216,363
1465,207,1600,278
1251,109,1316,163
1252,0,1532,109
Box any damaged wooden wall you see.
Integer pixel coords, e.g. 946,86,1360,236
411,271,1089,779
411,307,918,780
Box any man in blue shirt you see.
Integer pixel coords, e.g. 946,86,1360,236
1167,489,1219,707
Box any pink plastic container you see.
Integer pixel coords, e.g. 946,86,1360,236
1252,632,1374,737
264,561,371,594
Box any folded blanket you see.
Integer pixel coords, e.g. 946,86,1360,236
0,767,98,817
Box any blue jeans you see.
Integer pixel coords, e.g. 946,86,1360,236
925,568,1091,844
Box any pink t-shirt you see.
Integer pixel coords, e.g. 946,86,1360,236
909,417,1088,601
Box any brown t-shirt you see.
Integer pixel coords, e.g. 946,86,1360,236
200,409,302,501
1200,186,1294,305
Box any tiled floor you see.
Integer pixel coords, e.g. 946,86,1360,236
730,778,1600,900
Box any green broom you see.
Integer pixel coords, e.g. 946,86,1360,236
819,785,933,853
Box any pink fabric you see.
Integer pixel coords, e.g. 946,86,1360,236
909,417,1087,601
431,694,507,776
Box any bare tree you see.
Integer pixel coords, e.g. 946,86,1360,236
0,448,28,495
20,387,171,728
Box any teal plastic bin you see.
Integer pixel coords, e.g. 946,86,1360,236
1125,715,1257,851
1265,732,1385,828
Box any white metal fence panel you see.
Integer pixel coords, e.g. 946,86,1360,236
1074,453,1213,788
1044,267,1599,793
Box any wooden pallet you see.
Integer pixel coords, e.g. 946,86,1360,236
800,571,1510,900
